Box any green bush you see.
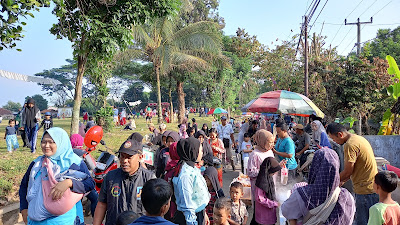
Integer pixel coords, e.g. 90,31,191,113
96,106,114,132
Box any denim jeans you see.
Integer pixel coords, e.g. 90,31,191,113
25,124,38,152
354,193,379,225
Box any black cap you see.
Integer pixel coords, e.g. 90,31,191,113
117,139,143,155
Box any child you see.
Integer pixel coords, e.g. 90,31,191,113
367,171,400,225
85,116,96,132
116,211,139,225
38,112,53,133
213,197,231,225
209,128,225,186
204,167,225,224
240,133,253,175
124,117,136,130
4,119,19,153
229,182,248,225
131,178,176,225
254,157,281,225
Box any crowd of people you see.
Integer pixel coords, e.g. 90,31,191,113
9,104,400,225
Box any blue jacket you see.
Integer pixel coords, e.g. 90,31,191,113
172,163,210,225
130,216,177,225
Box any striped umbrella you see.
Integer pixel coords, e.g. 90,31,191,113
207,107,228,115
242,90,324,118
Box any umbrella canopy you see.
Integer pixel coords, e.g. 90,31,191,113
207,107,228,115
242,90,324,118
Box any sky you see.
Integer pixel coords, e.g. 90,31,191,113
0,0,399,107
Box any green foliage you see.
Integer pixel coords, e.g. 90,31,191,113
386,55,400,99
367,27,400,65
95,106,114,132
25,94,48,110
2,101,22,112
378,55,400,135
35,59,77,105
0,0,50,50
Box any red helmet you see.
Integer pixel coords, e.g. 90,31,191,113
84,126,103,149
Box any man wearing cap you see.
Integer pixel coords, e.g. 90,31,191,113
93,138,155,225
292,124,311,167
217,116,236,171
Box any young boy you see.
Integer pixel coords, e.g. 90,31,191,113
228,182,248,225
240,133,253,174
116,211,139,225
213,197,232,225
130,178,176,225
367,171,400,225
38,112,53,133
4,119,19,153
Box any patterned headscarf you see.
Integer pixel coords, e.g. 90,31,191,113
298,148,354,225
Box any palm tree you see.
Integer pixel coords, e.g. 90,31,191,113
119,15,222,123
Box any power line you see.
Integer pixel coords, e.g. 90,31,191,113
310,0,329,30
316,22,400,26
371,0,393,17
336,26,354,49
358,0,378,18
329,0,365,45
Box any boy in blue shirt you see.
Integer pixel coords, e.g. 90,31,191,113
130,178,176,225
273,123,297,181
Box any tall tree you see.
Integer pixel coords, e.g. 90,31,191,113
364,27,400,64
0,0,49,50
50,0,179,134
121,14,222,123
2,101,22,112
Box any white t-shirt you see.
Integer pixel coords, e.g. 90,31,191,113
241,141,253,158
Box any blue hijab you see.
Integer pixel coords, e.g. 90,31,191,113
37,127,82,171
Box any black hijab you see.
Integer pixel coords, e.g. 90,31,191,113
167,131,180,142
201,123,209,137
176,137,200,167
195,130,213,166
204,166,221,192
24,98,39,128
255,157,281,201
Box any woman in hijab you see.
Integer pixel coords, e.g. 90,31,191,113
19,127,95,225
254,157,281,225
247,130,275,211
311,120,332,148
195,130,213,167
282,148,355,225
259,117,267,130
203,166,225,224
172,137,211,225
201,123,210,137
156,131,180,178
22,98,41,153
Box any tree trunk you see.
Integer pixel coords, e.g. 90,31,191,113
358,113,362,135
177,80,185,123
168,78,174,123
70,55,86,135
155,65,162,124
364,115,371,135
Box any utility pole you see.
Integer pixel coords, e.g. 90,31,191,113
345,17,373,56
304,15,309,97
345,17,373,135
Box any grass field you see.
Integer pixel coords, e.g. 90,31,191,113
0,115,214,203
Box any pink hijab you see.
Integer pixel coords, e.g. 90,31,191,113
70,134,84,149
254,129,274,152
